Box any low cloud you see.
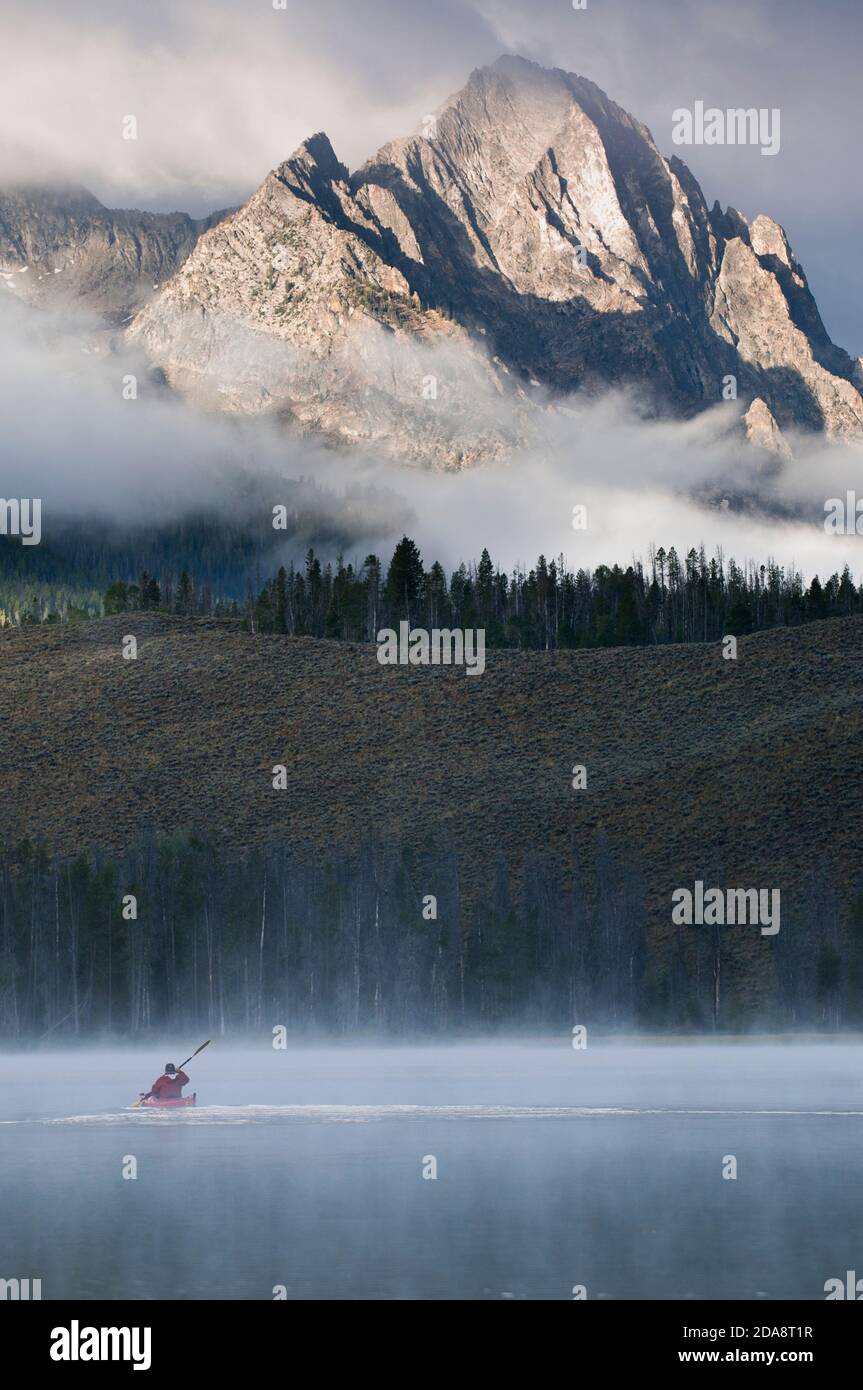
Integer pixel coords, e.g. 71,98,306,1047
0,0,492,211
1,292,862,586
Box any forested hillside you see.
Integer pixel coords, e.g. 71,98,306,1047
1,610,861,1035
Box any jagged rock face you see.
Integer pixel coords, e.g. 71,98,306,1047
126,132,526,465
356,60,722,408
743,398,792,459
710,227,863,437
9,57,863,458
0,185,229,322
349,57,862,438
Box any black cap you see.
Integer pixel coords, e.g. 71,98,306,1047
165,1063,176,1074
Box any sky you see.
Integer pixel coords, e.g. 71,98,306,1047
0,0,860,353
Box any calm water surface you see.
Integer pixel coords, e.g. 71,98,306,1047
1,1041,861,1300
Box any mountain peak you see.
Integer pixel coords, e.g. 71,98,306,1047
275,132,349,202
0,181,104,213
11,56,857,459
122,53,863,454
749,213,793,268
281,132,345,178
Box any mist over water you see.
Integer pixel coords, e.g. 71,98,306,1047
2,1041,861,1300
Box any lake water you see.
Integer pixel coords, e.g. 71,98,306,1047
1,1041,861,1300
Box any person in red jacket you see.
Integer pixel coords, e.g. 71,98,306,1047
142,1063,189,1102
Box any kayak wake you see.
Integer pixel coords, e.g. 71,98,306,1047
22,1103,863,1127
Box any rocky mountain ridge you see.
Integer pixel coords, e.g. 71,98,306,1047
0,184,231,322
4,56,862,463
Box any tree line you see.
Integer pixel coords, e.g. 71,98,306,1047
1,834,860,1040
92,538,863,651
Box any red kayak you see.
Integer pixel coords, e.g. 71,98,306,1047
137,1093,196,1109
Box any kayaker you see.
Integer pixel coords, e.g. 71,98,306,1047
141,1063,190,1103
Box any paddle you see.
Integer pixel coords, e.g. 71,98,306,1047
178,1039,211,1071
130,1040,211,1107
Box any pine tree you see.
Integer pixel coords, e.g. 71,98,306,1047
384,537,424,624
